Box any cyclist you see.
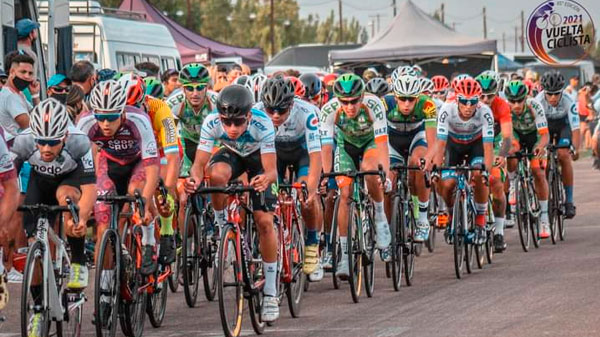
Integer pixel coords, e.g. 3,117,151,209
186,84,280,322
383,74,437,242
0,128,18,310
432,75,450,102
431,77,494,245
144,76,165,100
118,73,179,265
419,77,444,111
299,73,325,108
77,80,160,275
319,74,391,276
366,77,390,99
535,71,580,219
256,77,323,278
11,98,96,292
504,80,551,238
476,71,512,252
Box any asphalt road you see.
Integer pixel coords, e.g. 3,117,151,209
1,158,599,337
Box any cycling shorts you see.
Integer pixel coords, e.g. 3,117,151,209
512,130,545,169
388,128,427,164
442,138,484,180
547,117,572,147
180,137,198,178
209,148,277,212
276,143,310,182
334,139,378,188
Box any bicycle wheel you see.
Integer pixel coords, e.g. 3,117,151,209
362,204,376,297
146,265,168,328
452,194,464,279
404,203,416,286
286,215,305,317
426,191,438,253
548,171,559,245
94,229,121,337
21,241,50,337
330,196,341,290
485,224,494,264
347,202,362,303
465,204,475,274
247,224,265,335
202,210,218,302
390,195,403,291
182,204,201,307
65,294,83,337
167,232,181,293
516,178,531,252
122,229,147,337
217,224,243,337
557,182,566,241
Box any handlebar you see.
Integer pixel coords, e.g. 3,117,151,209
322,164,385,182
391,160,431,188
279,181,308,200
18,198,80,224
96,190,146,218
506,150,537,159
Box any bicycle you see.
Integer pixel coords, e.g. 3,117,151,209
322,166,385,303
425,187,439,253
546,143,570,244
388,163,427,291
195,182,266,337
507,151,541,252
181,178,217,307
94,192,146,337
276,181,307,317
434,163,488,279
19,198,82,337
319,185,343,290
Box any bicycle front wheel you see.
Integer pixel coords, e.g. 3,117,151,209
404,203,416,286
330,196,342,290
548,171,559,245
363,203,376,297
217,224,243,337
182,204,201,307
347,202,362,303
390,195,403,291
146,265,168,328
286,215,305,317
21,241,50,337
557,182,566,241
202,209,218,302
94,229,120,337
452,194,465,279
167,231,181,293
122,229,147,337
516,179,531,252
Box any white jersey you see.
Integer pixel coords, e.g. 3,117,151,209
437,102,495,144
432,97,445,112
0,129,14,176
198,109,276,157
165,88,218,119
253,98,321,153
535,91,579,130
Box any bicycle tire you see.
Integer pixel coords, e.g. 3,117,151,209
347,202,362,303
426,190,438,253
557,182,566,241
452,193,464,279
182,204,201,307
167,232,181,293
465,203,475,275
485,224,494,264
94,229,121,337
247,223,265,335
516,178,531,252
21,240,50,337
122,228,147,337
385,262,392,278
65,295,83,337
217,224,244,337
363,203,376,297
331,196,341,290
146,266,168,328
404,202,416,286
202,209,218,302
390,194,403,291
286,214,305,317
549,171,559,245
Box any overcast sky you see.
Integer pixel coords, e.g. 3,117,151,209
297,0,600,53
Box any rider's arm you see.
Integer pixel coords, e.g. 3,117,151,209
191,115,220,183
153,99,181,191
0,177,18,226
532,100,550,150
498,99,513,157
567,97,581,150
304,109,322,194
433,105,450,166
135,114,161,211
319,101,337,174
75,147,97,224
423,100,438,159
481,106,495,170
369,96,390,176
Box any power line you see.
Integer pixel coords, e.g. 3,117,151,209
344,2,393,11
488,14,520,24
444,12,482,21
300,0,337,7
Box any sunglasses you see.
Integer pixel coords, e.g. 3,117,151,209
396,96,417,103
35,138,62,147
220,117,247,127
481,93,496,100
265,106,290,115
508,98,525,104
339,97,361,105
0,78,6,85
458,97,479,106
50,86,70,94
94,113,121,122
545,91,562,97
433,90,447,96
183,84,208,92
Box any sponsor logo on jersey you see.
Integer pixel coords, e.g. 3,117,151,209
107,139,136,151
0,154,11,170
423,100,436,117
31,163,62,175
162,119,177,144
306,114,319,131
82,151,94,170
146,141,158,156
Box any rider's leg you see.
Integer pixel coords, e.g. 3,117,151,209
362,154,391,249
490,168,506,236
558,148,574,201
532,160,550,224
409,146,430,235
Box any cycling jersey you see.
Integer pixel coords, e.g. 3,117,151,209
490,96,511,131
166,89,218,140
320,94,388,148
253,98,321,153
535,91,579,129
10,126,95,182
383,94,437,133
0,129,16,181
144,96,179,155
198,109,276,157
512,97,549,135
77,107,159,166
437,102,494,144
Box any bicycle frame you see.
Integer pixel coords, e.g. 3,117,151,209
276,182,306,283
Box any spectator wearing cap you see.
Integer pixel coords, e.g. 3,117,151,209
46,74,72,104
135,62,160,78
68,60,96,96
161,69,180,97
0,69,7,90
16,18,40,76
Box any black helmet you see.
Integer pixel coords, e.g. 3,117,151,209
299,73,322,99
261,77,295,110
216,84,254,118
541,71,565,93
365,77,390,97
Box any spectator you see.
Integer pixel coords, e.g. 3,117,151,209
15,18,40,75
68,60,96,96
46,73,71,104
65,85,86,123
565,75,579,101
97,68,117,82
241,64,251,76
0,69,7,90
0,53,38,143
161,69,180,97
135,62,160,78
227,65,242,83
284,68,301,78
362,67,379,82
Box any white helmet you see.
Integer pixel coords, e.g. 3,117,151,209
89,80,128,113
30,98,70,140
393,75,421,97
250,74,268,102
391,65,418,83
419,77,434,94
412,64,423,76
234,75,255,103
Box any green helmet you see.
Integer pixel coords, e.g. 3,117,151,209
475,72,499,94
504,80,529,100
179,63,211,85
144,77,164,99
333,73,365,98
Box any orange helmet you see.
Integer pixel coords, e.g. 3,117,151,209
323,73,338,86
287,76,306,98
454,77,482,99
432,75,450,92
117,73,146,106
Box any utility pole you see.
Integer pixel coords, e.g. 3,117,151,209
338,0,343,43
520,10,525,52
270,0,275,56
392,0,397,17
441,3,445,24
369,14,382,33
483,6,487,39
502,32,506,52
514,26,518,52
370,21,375,38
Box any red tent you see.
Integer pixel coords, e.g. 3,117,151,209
119,0,264,68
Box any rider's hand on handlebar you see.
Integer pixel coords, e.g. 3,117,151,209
66,218,87,238
571,150,579,161
184,177,199,194
250,174,270,192
494,156,506,167
319,177,329,195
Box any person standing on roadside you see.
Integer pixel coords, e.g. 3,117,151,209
15,18,40,76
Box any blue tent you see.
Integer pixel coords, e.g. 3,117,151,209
498,54,523,71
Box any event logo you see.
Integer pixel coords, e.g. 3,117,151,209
526,0,595,65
